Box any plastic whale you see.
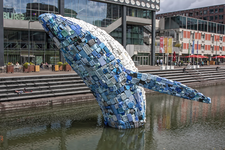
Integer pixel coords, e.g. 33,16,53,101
38,13,211,129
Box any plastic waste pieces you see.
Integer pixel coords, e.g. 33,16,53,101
38,13,211,129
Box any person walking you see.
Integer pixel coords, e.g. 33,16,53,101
156,59,159,66
160,59,163,66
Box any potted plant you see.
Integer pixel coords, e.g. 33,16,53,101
23,62,30,73
29,62,35,72
6,62,14,73
63,62,71,71
181,60,184,66
57,62,63,71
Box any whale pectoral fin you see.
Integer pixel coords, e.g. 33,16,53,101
129,72,211,104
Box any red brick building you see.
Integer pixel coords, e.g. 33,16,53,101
156,4,225,24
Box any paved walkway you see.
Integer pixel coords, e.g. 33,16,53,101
0,64,224,78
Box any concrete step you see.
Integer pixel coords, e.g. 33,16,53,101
0,86,90,98
0,90,91,102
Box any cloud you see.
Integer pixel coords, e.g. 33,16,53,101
158,0,225,14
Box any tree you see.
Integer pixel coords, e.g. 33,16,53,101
175,43,181,48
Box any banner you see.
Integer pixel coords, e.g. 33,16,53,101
197,41,198,54
168,38,173,53
160,37,164,53
164,37,168,54
192,40,195,54
188,40,191,55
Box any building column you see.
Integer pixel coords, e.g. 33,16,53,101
0,0,4,66
122,5,126,49
59,0,65,62
151,11,156,66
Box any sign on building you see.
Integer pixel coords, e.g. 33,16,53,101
92,0,160,11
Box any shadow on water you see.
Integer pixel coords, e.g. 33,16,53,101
0,85,225,150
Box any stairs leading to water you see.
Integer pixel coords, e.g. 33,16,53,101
0,67,225,102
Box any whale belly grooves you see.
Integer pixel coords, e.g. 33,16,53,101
38,13,211,129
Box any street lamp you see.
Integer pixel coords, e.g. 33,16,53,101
28,20,35,63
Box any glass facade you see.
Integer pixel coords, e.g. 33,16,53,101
165,16,225,34
2,0,152,64
198,20,207,32
4,30,59,65
64,0,122,27
3,0,59,21
110,25,144,45
126,6,152,19
171,16,186,29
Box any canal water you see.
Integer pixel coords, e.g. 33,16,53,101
0,85,225,150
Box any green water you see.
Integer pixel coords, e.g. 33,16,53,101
0,85,225,150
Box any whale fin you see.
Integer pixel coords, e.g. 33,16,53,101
127,71,211,104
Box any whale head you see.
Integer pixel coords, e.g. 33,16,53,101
38,13,84,50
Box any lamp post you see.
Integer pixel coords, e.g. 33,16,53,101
28,20,34,63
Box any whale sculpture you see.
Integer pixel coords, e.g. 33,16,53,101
38,13,211,129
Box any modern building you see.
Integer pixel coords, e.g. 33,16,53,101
156,15,225,63
0,0,160,66
156,4,225,24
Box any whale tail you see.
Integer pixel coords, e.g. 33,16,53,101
126,71,211,104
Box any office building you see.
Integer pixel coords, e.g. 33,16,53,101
0,0,160,66
156,4,225,24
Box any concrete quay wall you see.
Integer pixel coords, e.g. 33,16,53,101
1,79,225,112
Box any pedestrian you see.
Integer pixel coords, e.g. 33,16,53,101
183,67,186,73
216,66,220,71
157,59,159,66
178,61,181,67
40,63,44,69
15,88,32,95
160,59,163,66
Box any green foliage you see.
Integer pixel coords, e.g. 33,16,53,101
23,62,29,69
30,62,34,65
175,43,181,48
7,62,12,65
181,60,184,64
63,62,69,66
57,62,63,67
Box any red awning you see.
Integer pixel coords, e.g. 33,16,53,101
185,55,208,58
212,56,225,58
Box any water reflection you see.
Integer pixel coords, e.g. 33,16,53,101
0,85,225,150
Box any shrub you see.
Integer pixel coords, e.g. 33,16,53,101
7,62,12,65
23,62,29,69
63,62,68,66
30,62,34,65
57,62,63,67
175,43,181,48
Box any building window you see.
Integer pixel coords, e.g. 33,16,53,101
171,16,186,29
189,13,193,16
215,16,218,20
3,0,59,21
210,16,214,21
200,11,202,15
215,9,218,13
219,15,224,20
195,12,198,16
203,17,208,20
203,10,207,14
186,13,188,16
219,8,224,13
210,9,214,14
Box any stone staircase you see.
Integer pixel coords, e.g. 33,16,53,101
0,67,225,102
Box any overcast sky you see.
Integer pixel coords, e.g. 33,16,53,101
157,0,225,14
